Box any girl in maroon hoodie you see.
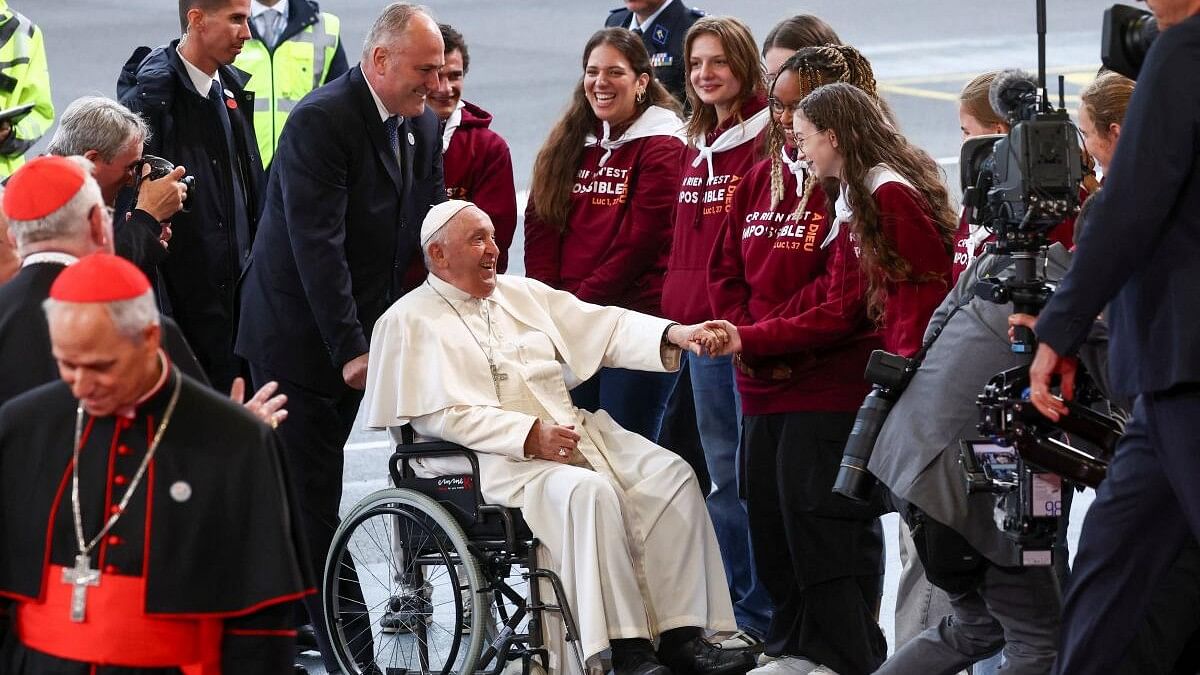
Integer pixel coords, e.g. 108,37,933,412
659,15,771,650
524,28,685,441
708,46,897,675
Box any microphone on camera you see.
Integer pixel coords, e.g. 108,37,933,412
988,69,1039,126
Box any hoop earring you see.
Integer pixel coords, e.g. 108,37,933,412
636,88,646,104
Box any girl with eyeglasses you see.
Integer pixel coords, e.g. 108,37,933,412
707,44,896,675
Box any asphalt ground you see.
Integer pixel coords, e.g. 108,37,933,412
33,1,1112,670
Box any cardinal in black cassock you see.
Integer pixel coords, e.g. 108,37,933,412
0,253,312,674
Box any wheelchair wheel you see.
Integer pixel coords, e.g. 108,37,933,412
324,488,487,674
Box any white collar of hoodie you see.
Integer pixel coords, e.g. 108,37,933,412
690,107,771,179
821,163,917,249
780,146,807,196
441,100,466,153
585,105,685,166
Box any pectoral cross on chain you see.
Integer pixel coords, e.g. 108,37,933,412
62,553,100,622
490,363,508,387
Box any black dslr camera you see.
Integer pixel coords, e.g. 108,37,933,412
832,349,918,502
131,154,196,213
960,365,1123,565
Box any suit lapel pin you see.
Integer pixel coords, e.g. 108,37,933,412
170,481,193,503
407,131,416,146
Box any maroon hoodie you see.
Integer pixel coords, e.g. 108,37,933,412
662,97,769,324
444,101,518,272
524,114,684,315
737,178,951,360
708,156,876,414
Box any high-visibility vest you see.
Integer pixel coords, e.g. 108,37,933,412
0,1,53,178
236,11,340,167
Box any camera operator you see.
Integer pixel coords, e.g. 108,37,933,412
45,96,187,281
1020,2,1200,672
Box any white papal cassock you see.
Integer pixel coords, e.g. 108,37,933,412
363,273,735,672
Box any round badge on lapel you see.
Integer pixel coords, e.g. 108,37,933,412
407,131,415,145
170,481,193,503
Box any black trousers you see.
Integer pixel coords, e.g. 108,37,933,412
250,363,372,670
743,411,887,675
1056,388,1200,674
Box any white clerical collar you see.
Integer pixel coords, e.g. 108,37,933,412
363,74,397,123
251,0,289,21
117,350,171,419
427,272,485,306
22,251,79,268
177,45,220,98
630,0,675,32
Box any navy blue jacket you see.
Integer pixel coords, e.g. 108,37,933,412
235,66,445,394
1037,13,1200,398
606,0,704,104
117,41,265,392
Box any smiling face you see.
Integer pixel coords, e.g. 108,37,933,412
48,302,161,417
793,112,841,179
367,13,446,118
186,0,251,68
770,68,804,148
428,48,465,121
688,33,742,120
430,207,500,298
584,42,649,126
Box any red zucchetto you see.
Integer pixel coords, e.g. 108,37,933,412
49,253,151,302
2,155,88,221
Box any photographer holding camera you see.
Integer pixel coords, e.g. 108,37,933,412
1020,1,1200,672
45,96,188,281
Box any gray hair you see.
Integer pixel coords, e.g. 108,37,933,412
7,157,104,252
47,97,149,162
43,290,161,342
421,224,452,270
362,3,434,61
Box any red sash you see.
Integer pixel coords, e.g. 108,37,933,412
17,566,222,673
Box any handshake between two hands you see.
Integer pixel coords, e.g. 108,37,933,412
666,320,742,357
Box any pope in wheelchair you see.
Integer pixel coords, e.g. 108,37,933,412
360,201,753,675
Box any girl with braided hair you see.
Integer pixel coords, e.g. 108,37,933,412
706,43,897,675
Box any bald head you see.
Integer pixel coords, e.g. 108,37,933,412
362,4,444,118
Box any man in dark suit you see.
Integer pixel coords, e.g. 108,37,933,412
605,0,705,104
117,0,265,393
1021,3,1200,673
235,2,446,669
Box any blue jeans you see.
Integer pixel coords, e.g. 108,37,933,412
570,367,674,441
689,353,773,638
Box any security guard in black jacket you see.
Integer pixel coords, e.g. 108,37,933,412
605,0,704,105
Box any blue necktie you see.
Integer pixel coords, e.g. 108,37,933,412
384,115,401,162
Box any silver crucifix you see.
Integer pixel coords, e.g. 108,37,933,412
62,553,100,622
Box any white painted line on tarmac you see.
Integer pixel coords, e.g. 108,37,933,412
345,440,392,451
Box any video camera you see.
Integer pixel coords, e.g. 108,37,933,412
131,154,195,213
960,365,1124,565
1102,4,1158,80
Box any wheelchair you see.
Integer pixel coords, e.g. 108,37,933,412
322,427,586,675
